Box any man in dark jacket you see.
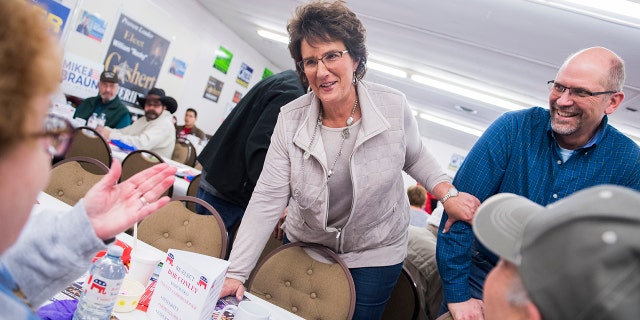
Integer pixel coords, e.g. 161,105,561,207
73,70,131,129
196,70,305,238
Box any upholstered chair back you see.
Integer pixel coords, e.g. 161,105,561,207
64,127,112,174
137,196,228,258
247,242,356,320
45,156,109,206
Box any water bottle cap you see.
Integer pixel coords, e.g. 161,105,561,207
106,245,124,258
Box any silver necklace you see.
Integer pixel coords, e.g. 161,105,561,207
294,97,359,208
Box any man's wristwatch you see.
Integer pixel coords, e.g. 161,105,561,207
440,187,459,204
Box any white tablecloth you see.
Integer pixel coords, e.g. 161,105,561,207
35,193,302,320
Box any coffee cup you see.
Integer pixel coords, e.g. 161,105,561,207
218,300,271,320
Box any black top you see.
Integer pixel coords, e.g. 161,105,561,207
197,70,306,207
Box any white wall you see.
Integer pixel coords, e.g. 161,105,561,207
64,0,472,162
64,0,280,135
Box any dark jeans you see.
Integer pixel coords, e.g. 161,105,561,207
439,246,493,315
195,187,245,244
350,262,403,320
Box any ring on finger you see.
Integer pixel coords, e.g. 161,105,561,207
139,196,150,206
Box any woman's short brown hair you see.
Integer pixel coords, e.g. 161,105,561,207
0,0,62,157
287,0,367,87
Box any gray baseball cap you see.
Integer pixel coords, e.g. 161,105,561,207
473,185,640,319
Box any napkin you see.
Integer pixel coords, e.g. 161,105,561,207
37,300,78,320
110,139,137,152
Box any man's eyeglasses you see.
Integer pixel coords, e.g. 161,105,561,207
31,114,75,157
297,50,349,72
547,80,617,98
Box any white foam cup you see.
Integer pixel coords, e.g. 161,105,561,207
127,251,161,286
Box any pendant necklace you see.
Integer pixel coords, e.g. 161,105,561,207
294,96,359,208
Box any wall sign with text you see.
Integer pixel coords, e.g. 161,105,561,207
104,14,170,108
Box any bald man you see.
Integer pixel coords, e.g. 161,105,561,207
436,47,640,320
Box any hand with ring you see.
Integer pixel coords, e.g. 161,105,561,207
82,160,176,240
139,197,150,206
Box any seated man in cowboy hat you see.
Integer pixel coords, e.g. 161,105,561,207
96,87,177,158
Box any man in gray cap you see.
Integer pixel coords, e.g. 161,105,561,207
73,70,131,128
97,87,176,158
474,185,640,320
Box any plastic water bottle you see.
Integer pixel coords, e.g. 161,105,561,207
87,112,99,129
97,113,107,128
73,246,126,320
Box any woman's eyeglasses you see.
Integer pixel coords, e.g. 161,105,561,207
29,114,75,157
298,50,349,72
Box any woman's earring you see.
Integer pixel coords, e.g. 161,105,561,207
352,72,358,85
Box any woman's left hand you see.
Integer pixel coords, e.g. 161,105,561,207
82,160,176,240
441,192,480,233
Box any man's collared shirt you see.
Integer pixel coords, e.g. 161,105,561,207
437,106,640,303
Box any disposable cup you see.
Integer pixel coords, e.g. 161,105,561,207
113,278,145,313
127,252,161,286
219,300,270,320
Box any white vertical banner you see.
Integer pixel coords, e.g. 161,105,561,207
61,52,105,99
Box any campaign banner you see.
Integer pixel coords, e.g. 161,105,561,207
76,10,107,42
203,76,224,103
31,0,72,37
61,52,105,99
169,58,187,78
213,46,233,74
104,14,170,109
232,91,243,103
262,68,274,80
235,63,253,88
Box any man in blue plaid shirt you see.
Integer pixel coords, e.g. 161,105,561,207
436,47,640,320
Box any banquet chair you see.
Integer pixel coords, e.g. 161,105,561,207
171,139,197,167
136,196,228,258
120,149,172,197
247,242,356,320
382,264,422,320
435,311,453,320
64,127,112,174
185,174,200,212
44,156,110,206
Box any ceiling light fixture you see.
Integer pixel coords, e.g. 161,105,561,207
367,61,408,78
410,74,529,111
529,0,640,28
418,112,484,137
257,29,289,44
563,0,640,19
